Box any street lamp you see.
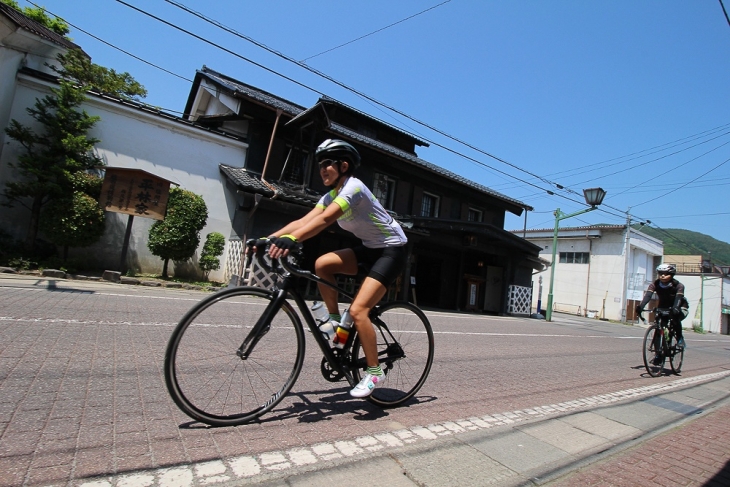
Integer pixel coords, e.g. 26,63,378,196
545,187,607,321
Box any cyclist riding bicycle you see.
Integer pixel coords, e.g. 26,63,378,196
635,263,688,364
265,139,408,398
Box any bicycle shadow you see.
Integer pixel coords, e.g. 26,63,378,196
178,386,438,429
33,278,95,294
631,364,681,378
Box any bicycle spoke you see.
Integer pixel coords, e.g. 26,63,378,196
353,302,434,407
165,288,304,426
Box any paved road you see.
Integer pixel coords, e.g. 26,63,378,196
1,273,729,486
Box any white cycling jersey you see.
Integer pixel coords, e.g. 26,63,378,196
316,177,407,248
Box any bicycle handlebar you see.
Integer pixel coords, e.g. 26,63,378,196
637,307,673,324
245,239,328,285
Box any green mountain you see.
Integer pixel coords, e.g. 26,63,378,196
633,226,730,266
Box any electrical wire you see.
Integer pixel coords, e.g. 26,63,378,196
158,0,569,193
28,0,730,239
300,1,451,62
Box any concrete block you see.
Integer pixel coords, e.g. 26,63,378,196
102,270,121,282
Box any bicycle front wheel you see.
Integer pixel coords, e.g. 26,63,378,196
352,302,434,407
164,287,305,426
642,325,664,377
669,335,684,374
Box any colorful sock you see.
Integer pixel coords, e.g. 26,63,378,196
330,313,341,322
367,365,383,377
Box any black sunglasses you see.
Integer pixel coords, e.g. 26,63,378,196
318,159,338,169
657,272,672,276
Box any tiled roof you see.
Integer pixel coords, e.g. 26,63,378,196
318,96,429,147
200,67,531,213
219,165,322,206
511,224,626,233
201,67,304,116
19,67,244,143
0,2,83,52
330,122,530,211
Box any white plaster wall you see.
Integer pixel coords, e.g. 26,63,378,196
525,228,663,321
0,74,248,282
682,275,723,334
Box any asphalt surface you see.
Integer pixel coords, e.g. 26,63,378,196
1,272,729,486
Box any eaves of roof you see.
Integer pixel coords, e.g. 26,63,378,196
199,66,304,116
412,217,542,254
330,123,530,212
318,96,429,147
512,224,627,234
219,165,321,206
18,67,244,143
219,165,431,238
0,2,85,54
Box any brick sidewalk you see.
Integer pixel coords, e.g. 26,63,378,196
548,403,730,487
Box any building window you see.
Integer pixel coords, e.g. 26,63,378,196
467,207,483,222
373,173,396,210
421,192,440,217
559,252,590,264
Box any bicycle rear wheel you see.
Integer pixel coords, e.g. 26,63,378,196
352,302,434,407
164,287,305,426
642,325,664,377
669,334,684,374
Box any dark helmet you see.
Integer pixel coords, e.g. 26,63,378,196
315,139,361,170
656,263,676,276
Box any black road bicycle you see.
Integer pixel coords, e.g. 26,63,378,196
640,308,684,377
164,241,435,427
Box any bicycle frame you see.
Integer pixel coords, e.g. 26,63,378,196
641,307,680,364
238,245,361,385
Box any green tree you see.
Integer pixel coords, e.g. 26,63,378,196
54,49,147,101
3,80,103,248
39,191,106,260
0,0,70,37
2,5,146,251
148,188,208,278
199,232,226,279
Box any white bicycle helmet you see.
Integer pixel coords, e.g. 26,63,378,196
315,139,361,170
656,263,676,276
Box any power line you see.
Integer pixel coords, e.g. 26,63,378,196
543,122,730,179
29,0,574,207
649,212,730,219
629,155,730,209
720,0,730,28
605,137,730,199
300,1,451,62
158,0,571,194
572,130,730,188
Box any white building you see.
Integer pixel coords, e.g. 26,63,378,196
0,3,247,281
513,225,663,322
662,256,730,335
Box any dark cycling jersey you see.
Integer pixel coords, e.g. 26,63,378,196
639,278,686,310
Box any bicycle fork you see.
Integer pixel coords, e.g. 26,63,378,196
236,288,288,360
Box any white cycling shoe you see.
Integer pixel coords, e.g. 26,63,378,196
350,373,385,398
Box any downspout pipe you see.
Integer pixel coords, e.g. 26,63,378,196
260,109,282,198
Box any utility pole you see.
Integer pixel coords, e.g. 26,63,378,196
621,209,632,323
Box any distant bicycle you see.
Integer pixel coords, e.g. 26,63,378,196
164,241,434,427
640,308,684,377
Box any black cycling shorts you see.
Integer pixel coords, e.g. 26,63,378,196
352,245,407,286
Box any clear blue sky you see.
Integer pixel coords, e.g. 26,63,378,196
20,1,730,253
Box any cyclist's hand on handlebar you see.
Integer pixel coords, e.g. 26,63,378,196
268,235,298,259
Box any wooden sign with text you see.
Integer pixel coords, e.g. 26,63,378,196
99,167,172,220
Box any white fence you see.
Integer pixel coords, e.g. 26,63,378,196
507,285,532,315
